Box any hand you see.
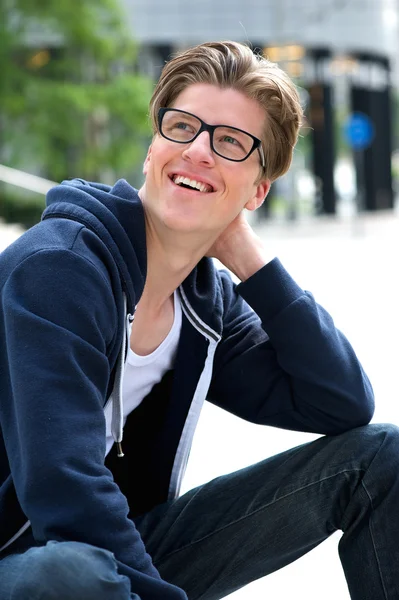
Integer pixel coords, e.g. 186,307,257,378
206,212,274,282
206,211,251,262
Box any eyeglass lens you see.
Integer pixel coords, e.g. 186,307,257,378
161,110,255,161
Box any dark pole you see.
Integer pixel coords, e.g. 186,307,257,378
305,48,337,215
349,52,394,211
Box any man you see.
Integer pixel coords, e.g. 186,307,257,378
0,41,397,600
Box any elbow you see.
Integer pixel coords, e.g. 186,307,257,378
320,376,375,436
339,379,375,433
358,394,375,427
348,403,374,431
359,376,375,425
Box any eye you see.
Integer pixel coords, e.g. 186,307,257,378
173,120,196,133
219,134,246,152
222,135,239,145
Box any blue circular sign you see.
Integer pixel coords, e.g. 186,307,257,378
344,112,374,150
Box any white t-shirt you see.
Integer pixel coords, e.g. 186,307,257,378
104,291,182,455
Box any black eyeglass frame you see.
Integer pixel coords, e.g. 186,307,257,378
157,107,266,170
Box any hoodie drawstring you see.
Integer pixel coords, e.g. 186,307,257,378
110,294,134,458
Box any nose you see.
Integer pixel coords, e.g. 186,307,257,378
181,131,216,167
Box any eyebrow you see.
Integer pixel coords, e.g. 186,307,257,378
172,108,260,137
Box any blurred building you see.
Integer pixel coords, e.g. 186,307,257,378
125,0,399,84
125,0,399,213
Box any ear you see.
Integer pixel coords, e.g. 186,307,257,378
143,144,153,175
245,179,271,212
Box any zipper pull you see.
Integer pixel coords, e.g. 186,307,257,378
117,442,124,458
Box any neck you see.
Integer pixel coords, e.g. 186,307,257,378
142,213,214,312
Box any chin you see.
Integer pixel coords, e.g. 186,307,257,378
156,199,208,233
161,213,205,234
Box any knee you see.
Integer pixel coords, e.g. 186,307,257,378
368,422,399,461
343,422,399,475
13,541,130,600
354,422,399,449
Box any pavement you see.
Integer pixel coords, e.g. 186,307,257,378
188,208,399,600
1,210,399,599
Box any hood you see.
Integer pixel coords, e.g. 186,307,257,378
43,178,146,315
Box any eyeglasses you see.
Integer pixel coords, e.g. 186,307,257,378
157,108,265,170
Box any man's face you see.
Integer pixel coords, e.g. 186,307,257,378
140,83,270,236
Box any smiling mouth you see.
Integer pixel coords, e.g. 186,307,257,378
170,174,214,193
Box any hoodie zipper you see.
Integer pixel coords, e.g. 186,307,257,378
104,297,134,458
115,309,134,457
113,306,134,458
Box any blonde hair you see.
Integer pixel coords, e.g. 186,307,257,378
149,41,303,182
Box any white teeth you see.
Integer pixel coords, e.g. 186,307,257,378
172,175,212,193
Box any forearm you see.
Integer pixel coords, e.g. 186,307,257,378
238,260,375,429
210,263,374,435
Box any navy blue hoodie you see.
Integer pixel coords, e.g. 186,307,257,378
0,178,374,598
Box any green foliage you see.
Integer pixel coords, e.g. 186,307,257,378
0,0,152,183
0,190,45,229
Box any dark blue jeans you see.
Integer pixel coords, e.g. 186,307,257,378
1,423,398,599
